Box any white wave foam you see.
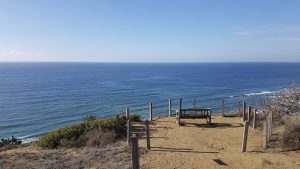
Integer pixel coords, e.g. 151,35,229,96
17,135,38,144
244,91,275,96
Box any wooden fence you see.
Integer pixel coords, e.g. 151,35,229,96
240,101,274,152
124,97,257,122
116,98,270,167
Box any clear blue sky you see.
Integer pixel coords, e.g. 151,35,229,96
0,0,300,62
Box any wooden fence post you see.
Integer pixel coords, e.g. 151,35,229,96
248,105,252,122
177,98,182,125
253,109,256,129
238,101,242,117
126,107,129,119
221,99,225,117
241,120,249,152
243,102,246,121
270,113,272,138
263,122,267,149
179,98,182,110
268,114,272,140
131,134,140,169
127,120,131,145
149,102,152,121
169,98,172,117
266,117,270,142
193,98,197,115
145,120,150,150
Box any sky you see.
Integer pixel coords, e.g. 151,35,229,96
0,0,300,62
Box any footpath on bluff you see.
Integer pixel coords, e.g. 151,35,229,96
138,116,300,169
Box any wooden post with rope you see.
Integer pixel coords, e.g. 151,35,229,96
241,120,249,152
263,122,267,149
126,106,129,119
243,102,246,121
248,105,252,122
221,99,225,117
127,120,131,145
145,120,150,150
253,109,257,129
130,134,139,169
169,98,172,117
149,102,153,121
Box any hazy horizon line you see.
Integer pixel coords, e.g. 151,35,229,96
0,61,300,64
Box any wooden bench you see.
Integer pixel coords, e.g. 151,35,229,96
176,108,212,125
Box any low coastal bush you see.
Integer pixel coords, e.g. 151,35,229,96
282,115,300,150
0,136,22,148
37,114,140,148
261,83,300,150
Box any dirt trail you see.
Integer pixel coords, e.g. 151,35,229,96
139,116,300,169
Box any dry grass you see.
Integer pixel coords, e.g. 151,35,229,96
0,115,142,168
282,114,300,150
0,141,131,169
79,129,118,147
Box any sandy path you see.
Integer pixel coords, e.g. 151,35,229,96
139,116,300,169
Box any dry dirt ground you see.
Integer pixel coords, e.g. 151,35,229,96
139,116,300,169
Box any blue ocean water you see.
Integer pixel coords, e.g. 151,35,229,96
0,62,300,142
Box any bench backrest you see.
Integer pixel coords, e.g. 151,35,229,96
180,108,211,117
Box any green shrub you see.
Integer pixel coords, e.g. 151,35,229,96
0,136,22,148
37,114,141,149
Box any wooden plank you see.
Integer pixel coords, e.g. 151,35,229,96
145,120,150,150
130,122,146,124
169,98,172,117
241,120,249,152
181,108,211,111
131,128,146,133
149,102,152,121
263,122,267,149
177,116,208,119
131,132,146,134
130,134,140,169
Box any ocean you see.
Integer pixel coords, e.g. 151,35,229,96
0,62,300,142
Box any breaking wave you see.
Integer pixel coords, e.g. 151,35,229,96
244,91,275,96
